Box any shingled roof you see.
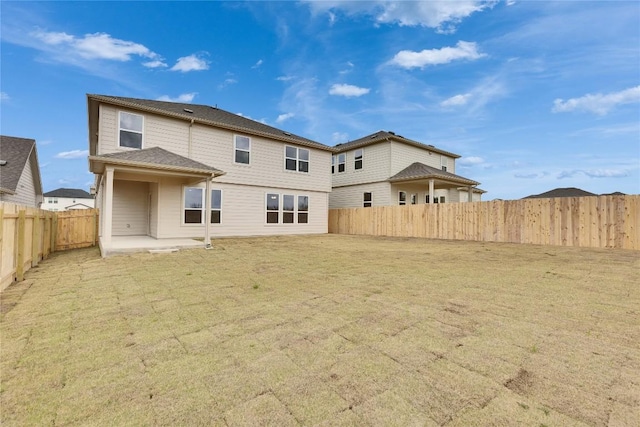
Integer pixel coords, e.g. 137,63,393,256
523,187,597,199
88,146,225,176
333,130,461,158
87,94,332,152
389,162,479,186
44,188,93,199
0,135,42,195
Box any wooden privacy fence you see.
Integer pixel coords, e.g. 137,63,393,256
329,195,640,250
1,202,99,291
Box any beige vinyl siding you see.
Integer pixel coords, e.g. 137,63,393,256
149,183,159,237
390,142,456,176
112,180,149,236
329,182,392,209
155,181,327,238
332,142,391,187
1,160,38,207
390,183,450,205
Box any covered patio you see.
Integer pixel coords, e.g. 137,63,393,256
389,162,481,203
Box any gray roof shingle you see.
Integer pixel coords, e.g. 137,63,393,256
333,130,461,158
0,135,37,193
44,188,93,198
389,162,479,186
88,94,332,152
89,146,224,175
523,187,598,199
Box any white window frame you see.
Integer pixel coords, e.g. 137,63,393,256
265,193,310,224
354,149,363,170
331,155,336,174
363,192,372,208
410,194,417,205
284,146,310,173
118,111,144,149
441,156,448,172
398,191,407,206
234,135,251,165
182,187,223,225
337,153,346,173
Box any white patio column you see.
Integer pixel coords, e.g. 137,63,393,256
204,176,212,248
468,186,474,202
428,179,435,203
103,166,114,247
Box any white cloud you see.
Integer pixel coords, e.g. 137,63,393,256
0,92,9,102
390,41,485,69
277,75,295,82
252,59,264,69
217,78,237,90
552,86,640,116
143,60,167,68
156,93,197,103
332,132,349,143
170,54,209,72
55,150,88,159
31,30,162,63
329,83,370,97
441,93,471,107
458,156,484,165
306,1,492,33
276,112,295,123
558,169,629,179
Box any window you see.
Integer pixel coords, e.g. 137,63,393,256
119,112,143,149
234,135,251,164
331,156,335,174
354,149,363,170
425,195,430,204
283,195,295,223
440,196,446,203
441,156,448,172
364,192,372,208
337,153,346,173
266,193,279,223
285,146,309,173
184,187,222,224
398,191,406,206
53,198,58,204
434,197,439,204
298,196,309,223
411,194,417,205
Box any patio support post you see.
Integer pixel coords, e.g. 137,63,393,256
103,166,114,248
468,186,473,202
428,179,434,203
204,177,212,248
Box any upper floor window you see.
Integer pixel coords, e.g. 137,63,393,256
119,112,143,149
285,146,309,173
363,192,372,208
331,156,335,174
354,149,363,170
398,191,407,206
234,135,251,164
337,153,346,173
441,156,448,172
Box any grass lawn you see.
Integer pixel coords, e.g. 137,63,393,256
1,234,638,426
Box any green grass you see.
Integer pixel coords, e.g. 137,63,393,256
1,234,639,426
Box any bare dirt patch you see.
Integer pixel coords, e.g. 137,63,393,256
1,235,638,426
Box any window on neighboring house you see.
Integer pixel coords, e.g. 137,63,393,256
298,196,308,223
337,153,346,173
440,196,446,203
184,187,222,224
411,194,417,205
331,156,335,174
354,149,363,170
285,146,309,173
364,192,372,207
283,194,295,223
234,135,251,164
425,195,430,204
398,191,407,206
266,193,279,223
119,112,143,149
53,198,58,204
441,156,448,172
434,197,439,204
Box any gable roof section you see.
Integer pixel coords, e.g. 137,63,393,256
44,188,93,198
333,130,461,159
523,187,597,199
87,94,332,155
0,135,43,196
389,162,479,186
88,146,225,176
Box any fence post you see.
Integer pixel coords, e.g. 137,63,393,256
16,209,26,281
32,211,40,267
51,213,58,253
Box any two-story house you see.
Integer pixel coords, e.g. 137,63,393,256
87,95,332,256
42,188,95,211
330,131,484,209
0,135,44,208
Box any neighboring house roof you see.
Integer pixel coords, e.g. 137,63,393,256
333,130,461,159
601,191,626,196
44,188,93,199
0,135,43,196
88,146,225,176
389,162,480,186
87,94,332,154
523,187,597,199
65,202,93,210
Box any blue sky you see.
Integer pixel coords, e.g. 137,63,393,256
1,1,639,199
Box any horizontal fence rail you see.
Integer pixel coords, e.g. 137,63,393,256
329,195,639,250
1,202,99,291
